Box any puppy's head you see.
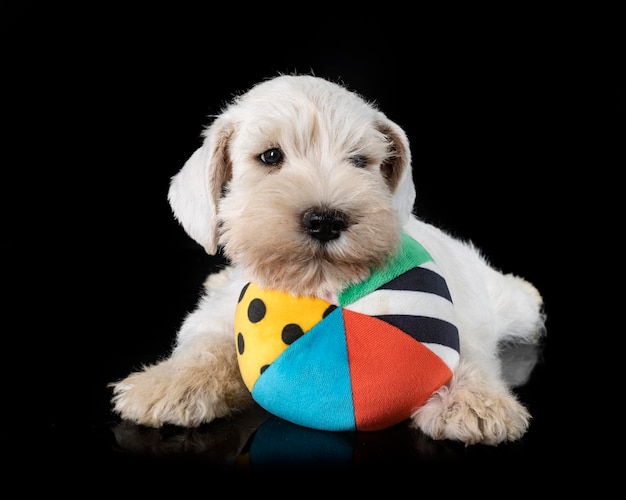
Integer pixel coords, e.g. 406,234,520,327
168,75,416,298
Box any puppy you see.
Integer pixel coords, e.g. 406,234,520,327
110,74,546,446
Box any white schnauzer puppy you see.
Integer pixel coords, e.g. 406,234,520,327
110,74,545,446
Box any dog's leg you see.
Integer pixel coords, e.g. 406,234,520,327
410,360,531,445
488,270,546,344
109,335,251,427
411,263,545,446
110,267,253,428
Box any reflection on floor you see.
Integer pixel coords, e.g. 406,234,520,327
109,338,547,470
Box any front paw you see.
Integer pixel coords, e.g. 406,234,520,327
110,358,251,428
410,363,531,446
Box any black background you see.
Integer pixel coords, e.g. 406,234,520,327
5,6,624,485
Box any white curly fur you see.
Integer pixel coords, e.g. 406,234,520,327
110,74,545,445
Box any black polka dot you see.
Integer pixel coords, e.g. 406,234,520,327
248,298,266,323
260,364,270,375
238,283,250,303
323,305,337,318
282,323,304,345
237,332,245,355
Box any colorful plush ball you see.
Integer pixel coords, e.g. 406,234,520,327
234,233,460,432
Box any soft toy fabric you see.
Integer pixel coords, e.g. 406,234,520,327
234,233,460,432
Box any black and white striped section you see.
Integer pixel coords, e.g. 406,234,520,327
344,261,460,370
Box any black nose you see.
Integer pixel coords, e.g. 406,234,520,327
302,208,348,243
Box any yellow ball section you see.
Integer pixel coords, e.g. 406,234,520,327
234,282,334,391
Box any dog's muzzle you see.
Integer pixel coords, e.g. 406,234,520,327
301,207,348,243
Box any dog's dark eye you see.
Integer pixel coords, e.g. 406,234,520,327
349,155,368,168
259,148,283,166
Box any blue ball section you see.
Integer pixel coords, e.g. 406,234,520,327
251,307,356,431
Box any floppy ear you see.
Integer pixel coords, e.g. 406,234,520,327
377,118,416,225
167,116,234,255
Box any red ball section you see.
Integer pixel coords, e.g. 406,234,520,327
343,309,454,431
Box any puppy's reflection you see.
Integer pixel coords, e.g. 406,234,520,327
111,338,543,467
111,403,271,466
